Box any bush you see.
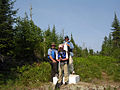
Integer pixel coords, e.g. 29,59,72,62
112,48,120,60
73,56,120,82
73,57,101,82
113,65,120,82
16,62,51,86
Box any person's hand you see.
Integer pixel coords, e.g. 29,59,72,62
60,57,62,61
53,60,56,63
58,59,61,62
62,58,68,61
56,59,60,62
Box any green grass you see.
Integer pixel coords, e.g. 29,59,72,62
73,56,120,82
0,56,120,89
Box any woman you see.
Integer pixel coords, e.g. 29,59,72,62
55,44,69,88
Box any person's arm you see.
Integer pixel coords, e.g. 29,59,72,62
56,51,61,62
63,41,70,47
66,41,70,47
70,42,74,49
62,58,68,61
48,49,56,63
56,59,60,62
49,56,56,63
56,57,61,62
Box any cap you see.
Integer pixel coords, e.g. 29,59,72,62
58,44,64,48
51,42,56,46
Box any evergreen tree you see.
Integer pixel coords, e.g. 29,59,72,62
101,36,108,55
70,34,76,46
70,34,82,57
107,33,113,54
14,14,43,63
101,13,120,59
43,26,52,57
101,34,113,56
82,48,88,57
0,0,17,57
89,49,94,55
70,33,77,56
111,13,120,49
58,33,64,44
51,25,58,44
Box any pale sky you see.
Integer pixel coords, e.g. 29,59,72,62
14,0,120,52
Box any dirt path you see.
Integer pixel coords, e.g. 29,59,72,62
31,81,120,90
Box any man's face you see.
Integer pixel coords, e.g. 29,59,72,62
65,38,69,41
51,45,55,49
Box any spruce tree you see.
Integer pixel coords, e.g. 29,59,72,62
0,0,17,57
43,26,52,56
70,33,76,46
89,49,94,55
58,33,64,44
101,34,113,56
111,13,120,48
70,33,82,57
51,25,58,44
101,36,108,55
14,14,43,63
82,48,88,57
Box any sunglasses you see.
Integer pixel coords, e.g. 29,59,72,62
51,45,55,46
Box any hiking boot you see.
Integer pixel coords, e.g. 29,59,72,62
60,82,63,85
65,82,68,85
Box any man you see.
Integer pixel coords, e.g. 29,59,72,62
48,42,58,82
63,36,75,74
55,44,69,88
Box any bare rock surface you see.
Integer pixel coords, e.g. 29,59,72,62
31,81,120,90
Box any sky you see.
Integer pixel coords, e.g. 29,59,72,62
14,0,120,52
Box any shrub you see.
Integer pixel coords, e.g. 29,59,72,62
16,62,51,86
113,65,120,82
73,56,120,82
73,57,101,82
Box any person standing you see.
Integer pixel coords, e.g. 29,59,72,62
48,42,58,82
55,44,69,88
63,36,75,74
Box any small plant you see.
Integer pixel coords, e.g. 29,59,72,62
73,56,120,82
16,62,51,86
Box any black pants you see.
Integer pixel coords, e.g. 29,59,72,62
50,62,58,82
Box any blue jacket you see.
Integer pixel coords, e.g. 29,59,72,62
48,48,57,60
58,51,66,59
58,50,68,63
63,41,74,50
63,41,74,56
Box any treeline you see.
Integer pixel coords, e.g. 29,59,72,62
1,0,120,67
0,0,95,67
0,0,86,85
0,0,64,65
0,0,120,87
101,13,120,60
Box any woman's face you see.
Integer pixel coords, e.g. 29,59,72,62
59,47,63,51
